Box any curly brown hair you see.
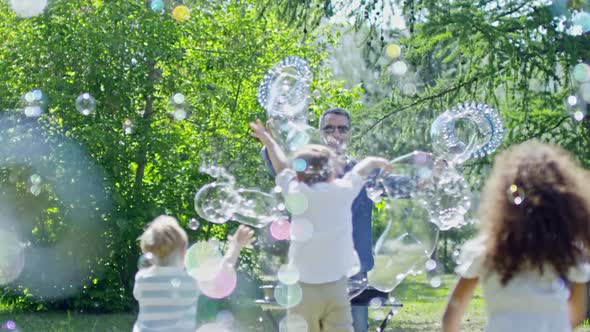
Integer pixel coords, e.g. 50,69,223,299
291,144,337,185
479,140,590,285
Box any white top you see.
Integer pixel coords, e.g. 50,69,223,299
456,237,590,332
276,169,364,284
133,266,200,332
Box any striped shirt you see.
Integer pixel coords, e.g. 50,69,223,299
133,266,200,332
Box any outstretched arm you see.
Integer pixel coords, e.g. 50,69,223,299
351,157,393,178
223,225,255,267
442,277,478,332
250,119,289,174
568,282,587,329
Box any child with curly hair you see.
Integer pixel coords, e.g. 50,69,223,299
442,140,590,332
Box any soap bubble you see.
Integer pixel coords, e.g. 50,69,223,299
566,94,587,122
266,118,321,153
122,119,134,134
197,259,237,299
168,93,189,121
506,184,525,205
75,93,96,116
277,264,299,285
188,218,200,231
194,182,241,224
270,218,291,240
233,189,282,228
150,0,165,12
385,44,401,58
21,89,48,118
172,5,191,22
274,283,303,308
9,0,47,18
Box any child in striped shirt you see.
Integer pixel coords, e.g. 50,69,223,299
133,215,254,332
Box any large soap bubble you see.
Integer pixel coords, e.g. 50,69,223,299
185,238,237,299
233,189,282,228
266,118,322,153
257,56,312,120
194,182,241,224
431,101,503,164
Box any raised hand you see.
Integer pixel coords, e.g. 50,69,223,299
228,225,255,249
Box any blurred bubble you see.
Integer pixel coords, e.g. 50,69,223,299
401,82,417,96
430,276,442,288
506,184,525,205
279,313,308,332
270,218,291,240
150,0,165,12
137,252,154,270
424,259,437,271
29,174,42,185
388,296,396,303
172,5,191,22
284,192,308,215
122,119,134,135
290,218,313,242
566,94,587,121
572,11,590,33
75,93,96,116
185,239,222,274
385,44,401,58
369,297,383,309
194,182,240,224
391,61,408,76
452,249,461,262
2,320,17,331
581,83,590,103
233,189,281,228
21,89,47,118
274,283,303,308
197,260,237,299
199,165,236,184
312,89,321,99
29,184,41,196
168,93,189,121
216,310,234,328
573,63,590,83
0,231,25,285
277,264,299,285
9,0,47,17
292,158,307,172
188,218,200,231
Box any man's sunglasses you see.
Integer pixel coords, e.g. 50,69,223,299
321,125,350,134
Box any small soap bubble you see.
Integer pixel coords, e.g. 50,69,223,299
2,320,17,330
21,89,47,118
29,174,42,185
274,283,303,308
150,0,165,12
284,192,308,215
75,93,96,115
29,185,41,196
369,297,383,309
123,119,134,135
425,259,437,271
270,218,291,240
391,61,408,76
506,184,525,205
189,218,200,231
292,158,307,172
430,276,442,288
386,44,401,58
172,5,191,22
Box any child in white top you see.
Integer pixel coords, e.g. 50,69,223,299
133,215,254,332
250,119,392,332
442,140,590,332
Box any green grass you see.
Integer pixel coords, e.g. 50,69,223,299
2,275,590,331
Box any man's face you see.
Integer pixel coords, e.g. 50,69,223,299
320,113,351,151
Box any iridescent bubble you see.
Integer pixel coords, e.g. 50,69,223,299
194,182,241,224
391,61,408,76
197,260,237,299
9,0,47,17
270,218,291,240
573,63,590,83
2,320,17,330
277,264,299,285
172,5,191,22
289,218,313,242
185,239,222,274
279,314,308,332
430,276,442,288
29,174,42,185
0,231,25,285
233,189,281,228
274,283,303,308
188,218,200,231
402,82,417,96
75,93,96,116
284,192,308,215
292,158,307,172
572,11,590,34
137,252,154,270
385,44,401,58
21,89,47,118
150,0,165,12
452,249,461,263
506,184,525,205
424,259,437,271
122,119,134,135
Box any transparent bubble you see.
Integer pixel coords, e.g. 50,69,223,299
277,264,299,285
194,182,240,224
21,89,47,118
267,119,321,153
284,192,308,215
402,82,417,96
279,313,308,332
391,61,408,76
312,89,321,99
172,5,191,22
199,165,236,184
506,184,525,205
388,296,396,304
573,63,590,83
168,93,189,121
197,261,237,299
0,231,25,285
572,11,590,34
29,174,42,185
566,94,587,122
75,93,96,116
430,276,442,288
29,184,41,196
9,0,47,17
289,218,313,242
185,239,222,274
424,259,437,271
292,158,307,172
385,44,401,58
581,83,590,103
270,218,291,240
452,249,461,262
369,297,383,309
2,320,17,331
188,218,200,231
137,252,154,270
233,189,281,228
216,310,234,328
122,119,134,135
150,0,165,12
274,283,303,308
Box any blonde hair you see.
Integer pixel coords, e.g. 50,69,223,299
139,215,188,260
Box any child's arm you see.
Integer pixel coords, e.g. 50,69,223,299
250,119,289,174
568,282,588,328
223,225,255,267
442,277,478,332
351,156,393,178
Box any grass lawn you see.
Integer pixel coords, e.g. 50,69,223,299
1,274,590,331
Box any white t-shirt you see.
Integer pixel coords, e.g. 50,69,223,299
456,236,590,332
276,168,364,284
133,266,200,332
